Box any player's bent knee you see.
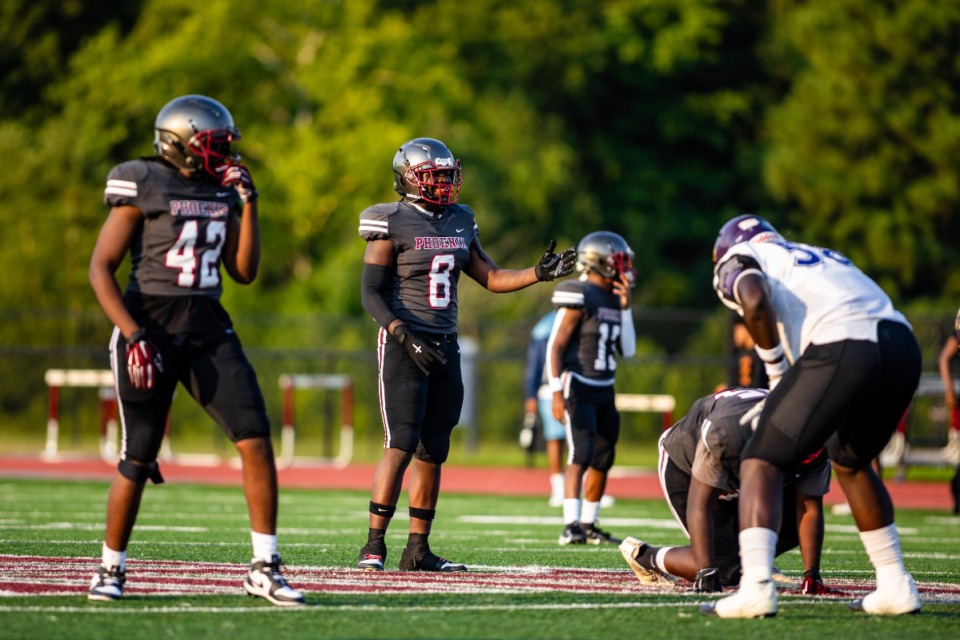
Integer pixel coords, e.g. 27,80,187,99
414,439,449,464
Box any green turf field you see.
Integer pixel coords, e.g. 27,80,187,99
1,477,958,639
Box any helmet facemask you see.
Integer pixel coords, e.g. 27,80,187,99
393,138,462,206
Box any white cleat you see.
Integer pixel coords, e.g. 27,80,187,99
618,537,677,588
701,579,777,619
849,573,921,615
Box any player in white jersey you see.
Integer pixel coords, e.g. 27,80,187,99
702,215,922,618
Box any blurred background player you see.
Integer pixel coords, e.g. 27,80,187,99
522,310,566,506
722,315,768,390
704,214,922,618
620,387,831,595
357,137,575,571
87,95,302,605
549,231,635,545
937,307,960,514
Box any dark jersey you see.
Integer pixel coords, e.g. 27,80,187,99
358,201,478,334
103,158,242,335
661,387,830,496
104,158,242,298
550,279,624,383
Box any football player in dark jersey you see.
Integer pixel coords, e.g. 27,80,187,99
619,387,833,595
356,138,576,572
87,95,303,606
547,231,636,546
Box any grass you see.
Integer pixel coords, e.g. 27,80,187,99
1,477,959,639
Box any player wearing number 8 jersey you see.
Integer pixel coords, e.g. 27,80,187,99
356,138,576,572
548,231,637,546
87,95,302,606
702,214,921,618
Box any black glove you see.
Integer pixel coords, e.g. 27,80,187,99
534,240,576,281
393,325,447,375
692,567,722,593
221,164,258,203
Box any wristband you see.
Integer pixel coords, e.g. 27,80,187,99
764,358,790,378
549,378,563,393
754,343,785,363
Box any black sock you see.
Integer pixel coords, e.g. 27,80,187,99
406,532,429,551
368,528,386,542
637,545,659,570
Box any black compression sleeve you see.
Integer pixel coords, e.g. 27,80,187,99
361,263,399,330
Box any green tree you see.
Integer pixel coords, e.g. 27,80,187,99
764,0,960,301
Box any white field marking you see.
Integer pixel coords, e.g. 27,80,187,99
823,524,919,535
0,602,714,614
458,515,681,530
0,523,207,532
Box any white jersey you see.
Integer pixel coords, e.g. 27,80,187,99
713,239,910,362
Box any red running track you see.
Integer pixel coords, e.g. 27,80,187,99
0,455,954,511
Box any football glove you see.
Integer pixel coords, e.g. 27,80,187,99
534,240,576,282
692,567,722,593
125,329,163,390
221,164,258,203
393,325,446,375
951,406,960,430
519,411,536,450
800,568,829,595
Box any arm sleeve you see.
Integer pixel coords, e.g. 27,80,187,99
523,338,546,399
361,263,399,330
619,309,636,358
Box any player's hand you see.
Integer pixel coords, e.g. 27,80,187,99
951,405,960,430
126,329,163,390
519,411,536,450
613,274,632,309
534,240,576,281
393,325,446,375
692,567,722,593
221,164,258,203
800,569,830,595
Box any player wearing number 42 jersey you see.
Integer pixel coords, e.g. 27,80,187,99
87,95,302,606
702,214,922,619
356,138,576,572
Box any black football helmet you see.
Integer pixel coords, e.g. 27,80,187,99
154,95,241,178
393,138,462,206
713,215,783,263
576,231,636,285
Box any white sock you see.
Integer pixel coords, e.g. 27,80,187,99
550,473,564,496
563,498,581,524
251,530,278,562
101,544,126,571
653,547,674,573
739,527,777,583
859,523,906,584
580,500,601,527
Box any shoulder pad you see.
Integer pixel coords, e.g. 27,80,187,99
551,280,585,308
713,254,762,310
103,159,150,207
358,203,398,241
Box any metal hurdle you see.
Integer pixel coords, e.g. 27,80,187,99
614,393,677,430
277,374,354,469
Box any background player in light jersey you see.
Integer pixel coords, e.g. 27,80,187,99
87,95,302,605
356,138,575,572
702,214,922,618
548,231,636,546
620,387,832,595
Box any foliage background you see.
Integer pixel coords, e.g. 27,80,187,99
1,0,959,462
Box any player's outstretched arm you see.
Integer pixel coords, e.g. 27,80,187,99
464,239,575,292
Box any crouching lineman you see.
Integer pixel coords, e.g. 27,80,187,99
619,387,832,595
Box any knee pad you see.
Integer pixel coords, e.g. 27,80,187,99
590,438,615,472
414,439,450,465
118,458,164,484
